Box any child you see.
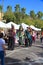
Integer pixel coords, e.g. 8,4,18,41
0,33,6,65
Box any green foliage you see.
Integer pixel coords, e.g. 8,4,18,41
37,11,43,19
0,5,2,11
30,10,36,19
14,12,22,24
41,28,43,31
21,8,26,14
3,4,43,28
14,4,20,13
34,19,41,28
7,5,12,12
3,12,16,23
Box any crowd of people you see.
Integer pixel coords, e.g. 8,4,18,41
0,24,43,49
3,24,43,48
0,24,43,65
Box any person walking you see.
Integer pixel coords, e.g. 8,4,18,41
0,33,6,65
8,24,16,50
32,31,36,43
40,31,43,43
18,25,24,46
25,27,32,47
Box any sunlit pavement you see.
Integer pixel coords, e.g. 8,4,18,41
0,39,43,65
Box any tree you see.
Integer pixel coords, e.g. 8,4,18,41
21,8,26,19
0,5,2,12
14,12,22,24
14,4,20,13
37,11,43,19
3,6,15,23
3,12,16,23
30,10,36,19
21,8,26,14
7,5,12,12
0,5,3,20
14,4,22,24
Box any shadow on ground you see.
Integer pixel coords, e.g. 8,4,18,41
34,45,43,48
5,57,21,65
36,52,43,57
0,57,43,65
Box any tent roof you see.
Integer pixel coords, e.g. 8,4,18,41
6,22,19,29
30,25,41,31
0,21,6,28
21,23,29,30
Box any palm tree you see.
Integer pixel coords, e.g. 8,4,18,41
21,8,26,19
30,10,36,19
37,11,43,19
7,5,12,12
0,5,2,12
15,4,20,12
21,8,26,14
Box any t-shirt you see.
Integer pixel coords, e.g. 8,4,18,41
42,32,43,35
41,32,43,37
0,38,5,51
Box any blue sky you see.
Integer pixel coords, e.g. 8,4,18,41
0,0,43,14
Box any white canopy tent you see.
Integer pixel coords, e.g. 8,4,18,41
0,21,41,31
6,22,19,29
30,25,41,31
0,21,6,28
21,23,29,30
